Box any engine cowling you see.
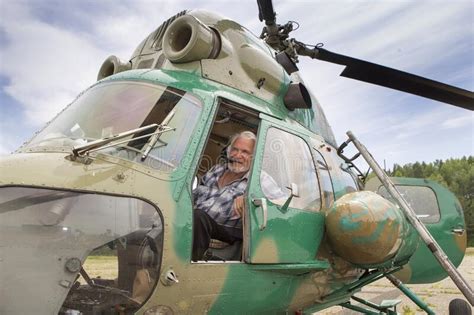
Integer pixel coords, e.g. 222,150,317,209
97,55,131,81
162,15,221,63
325,191,419,268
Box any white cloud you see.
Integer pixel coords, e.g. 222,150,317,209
0,1,263,131
442,113,474,129
0,2,105,126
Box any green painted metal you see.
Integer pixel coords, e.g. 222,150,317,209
245,120,326,263
389,177,466,284
102,69,285,119
396,285,435,315
386,274,435,315
250,261,330,274
208,264,311,314
340,302,383,315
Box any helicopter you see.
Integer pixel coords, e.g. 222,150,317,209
0,0,473,314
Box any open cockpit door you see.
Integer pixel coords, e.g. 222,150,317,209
243,116,326,266
365,177,467,284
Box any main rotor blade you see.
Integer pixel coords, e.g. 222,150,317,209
314,48,474,110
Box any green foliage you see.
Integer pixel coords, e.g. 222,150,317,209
390,156,474,246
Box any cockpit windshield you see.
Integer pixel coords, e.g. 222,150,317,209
25,81,202,172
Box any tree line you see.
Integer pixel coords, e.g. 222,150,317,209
388,156,473,246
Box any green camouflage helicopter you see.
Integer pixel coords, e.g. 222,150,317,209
0,1,473,314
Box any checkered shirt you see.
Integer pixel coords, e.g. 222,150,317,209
193,164,248,229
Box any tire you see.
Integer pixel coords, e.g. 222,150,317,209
449,298,472,315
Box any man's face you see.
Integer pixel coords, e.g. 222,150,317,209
228,136,255,173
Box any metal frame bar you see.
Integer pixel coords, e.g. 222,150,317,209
351,296,398,315
340,302,381,315
386,274,435,315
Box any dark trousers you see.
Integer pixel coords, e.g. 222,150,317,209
192,209,242,261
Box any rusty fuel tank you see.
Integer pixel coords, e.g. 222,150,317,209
325,191,419,268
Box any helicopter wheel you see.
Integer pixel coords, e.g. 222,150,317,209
448,298,472,315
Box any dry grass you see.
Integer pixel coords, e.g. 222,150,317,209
465,247,474,256
81,255,118,280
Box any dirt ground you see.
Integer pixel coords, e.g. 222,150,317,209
321,248,474,314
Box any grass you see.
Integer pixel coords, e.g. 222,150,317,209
81,255,118,280
402,305,415,315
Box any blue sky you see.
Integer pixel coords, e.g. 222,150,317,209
0,0,473,170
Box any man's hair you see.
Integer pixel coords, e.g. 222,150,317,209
226,131,256,157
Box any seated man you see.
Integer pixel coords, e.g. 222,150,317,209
192,131,256,261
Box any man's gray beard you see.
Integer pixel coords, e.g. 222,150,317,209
228,162,248,173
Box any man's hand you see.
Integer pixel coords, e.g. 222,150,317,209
232,196,245,218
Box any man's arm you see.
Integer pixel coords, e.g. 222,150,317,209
232,196,245,218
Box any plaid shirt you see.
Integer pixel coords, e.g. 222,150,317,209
193,164,247,229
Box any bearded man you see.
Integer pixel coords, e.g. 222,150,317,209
192,131,256,261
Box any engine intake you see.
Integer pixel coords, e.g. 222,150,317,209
97,55,131,81
162,15,221,63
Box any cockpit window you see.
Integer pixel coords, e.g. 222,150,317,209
0,187,163,315
25,81,202,172
378,185,441,223
313,151,334,209
340,168,359,193
260,127,321,211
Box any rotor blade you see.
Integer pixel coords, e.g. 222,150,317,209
257,0,276,24
314,48,474,110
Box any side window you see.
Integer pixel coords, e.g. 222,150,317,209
314,150,335,209
378,185,441,223
340,168,358,193
260,128,321,211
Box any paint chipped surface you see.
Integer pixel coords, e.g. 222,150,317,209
325,191,409,266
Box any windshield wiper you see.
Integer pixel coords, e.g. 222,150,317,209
141,109,176,161
70,124,160,158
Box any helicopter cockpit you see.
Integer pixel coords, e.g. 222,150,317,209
1,79,207,314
